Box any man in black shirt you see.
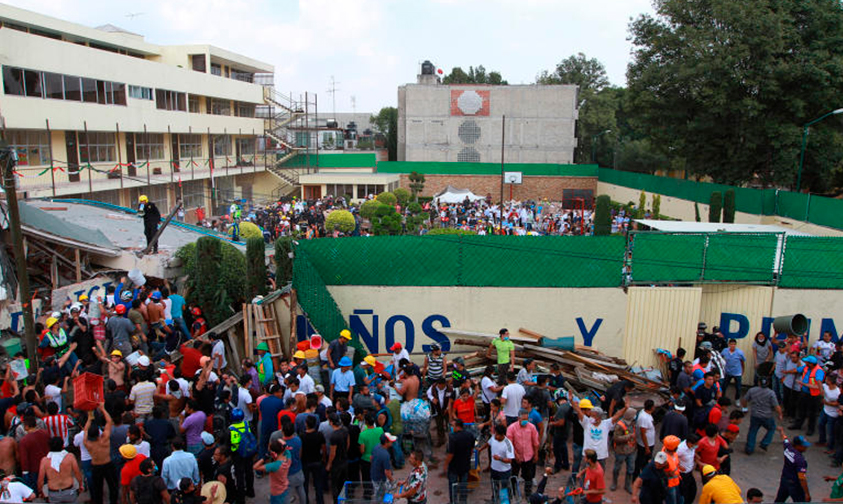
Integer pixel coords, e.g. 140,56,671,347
631,452,669,504
660,399,689,440
301,415,326,504
445,419,475,504
551,396,571,473
326,413,349,501
668,348,686,386
213,445,237,503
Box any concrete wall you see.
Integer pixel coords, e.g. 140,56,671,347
598,182,843,236
397,84,578,164
399,173,597,201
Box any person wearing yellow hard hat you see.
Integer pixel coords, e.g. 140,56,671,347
292,350,306,367
696,463,742,504
137,194,161,253
39,315,79,373
327,329,352,370
353,354,379,390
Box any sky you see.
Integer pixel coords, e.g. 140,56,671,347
8,0,656,114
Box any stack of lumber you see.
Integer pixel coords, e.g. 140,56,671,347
444,327,669,400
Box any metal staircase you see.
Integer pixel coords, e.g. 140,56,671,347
261,87,308,196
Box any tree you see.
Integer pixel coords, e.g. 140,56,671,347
594,195,612,235
627,0,843,189
695,202,701,222
370,107,398,161
709,192,723,223
246,237,267,298
638,191,647,218
652,194,661,219
274,237,293,286
372,204,402,235
393,187,411,207
359,199,383,221
537,53,610,91
325,209,356,234
184,237,247,327
723,189,736,223
408,171,425,200
442,65,508,85
376,192,397,206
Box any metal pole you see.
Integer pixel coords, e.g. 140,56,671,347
500,115,505,207
224,127,229,177
84,121,93,198
315,93,319,169
115,122,123,190
45,119,56,197
796,125,808,192
144,124,150,189
0,140,38,368
305,92,310,173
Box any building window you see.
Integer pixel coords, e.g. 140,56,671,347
6,130,50,166
191,54,206,73
42,72,63,100
210,98,230,116
235,102,255,118
128,85,153,100
236,138,255,157
63,75,81,101
188,95,200,113
155,89,186,111
230,69,254,83
356,184,384,198
23,69,42,97
78,131,116,163
135,133,165,160
96,81,126,105
179,134,202,159
82,78,97,103
213,135,232,157
211,64,222,76
2,66,24,96
326,184,354,198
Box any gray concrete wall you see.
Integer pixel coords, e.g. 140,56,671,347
397,84,578,163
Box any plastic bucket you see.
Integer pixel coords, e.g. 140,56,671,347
304,349,319,359
539,336,575,351
296,341,311,352
127,268,146,287
310,334,323,349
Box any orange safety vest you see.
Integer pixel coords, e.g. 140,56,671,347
665,450,681,487
613,420,634,448
800,366,821,396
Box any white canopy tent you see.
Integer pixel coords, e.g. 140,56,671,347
433,185,485,204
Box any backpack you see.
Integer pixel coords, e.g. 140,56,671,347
230,423,257,458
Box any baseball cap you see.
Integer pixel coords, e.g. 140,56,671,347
201,432,215,446
390,343,402,352
793,435,811,447
137,355,151,367
674,399,686,411
381,433,398,443
802,355,818,365
315,384,325,393
653,451,668,465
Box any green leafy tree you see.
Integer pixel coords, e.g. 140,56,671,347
408,171,426,200
652,194,661,219
325,209,356,234
370,107,398,161
393,187,411,207
443,65,508,85
627,0,843,188
360,199,383,221
246,237,267,298
537,52,610,90
185,237,247,327
709,192,723,223
594,195,612,235
274,237,293,286
638,191,647,218
372,204,402,235
376,192,397,206
723,189,736,223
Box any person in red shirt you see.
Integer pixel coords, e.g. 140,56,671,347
696,424,729,471
579,449,606,503
19,415,50,491
119,444,147,504
450,388,477,438
179,340,204,378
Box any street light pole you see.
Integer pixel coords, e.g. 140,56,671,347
796,108,843,191
591,129,612,165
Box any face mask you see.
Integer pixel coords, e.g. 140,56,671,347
520,420,528,427
503,337,510,341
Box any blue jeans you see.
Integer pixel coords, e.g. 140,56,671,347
448,471,468,504
721,375,742,400
391,441,405,469
269,489,289,504
81,459,93,492
666,486,683,504
174,317,191,340
745,416,776,454
818,412,838,449
772,375,784,403
572,442,583,473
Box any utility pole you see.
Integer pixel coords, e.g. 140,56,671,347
327,76,340,118
0,135,38,368
500,115,506,207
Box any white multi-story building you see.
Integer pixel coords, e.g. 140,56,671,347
0,3,286,215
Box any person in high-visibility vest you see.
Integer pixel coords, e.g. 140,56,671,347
788,355,824,436
39,317,78,374
228,408,255,503
256,342,274,385
661,436,682,504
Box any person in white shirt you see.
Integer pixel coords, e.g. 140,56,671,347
128,425,151,458
501,372,526,424
296,366,315,396
819,373,840,448
73,426,95,491
676,434,700,504
813,331,837,364
480,366,503,416
211,333,227,372
389,343,410,375
489,423,515,480
573,402,628,466
0,478,34,503
634,399,656,479
43,376,66,412
236,375,254,422
315,385,333,409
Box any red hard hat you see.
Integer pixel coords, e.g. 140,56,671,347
115,304,126,315
191,307,202,316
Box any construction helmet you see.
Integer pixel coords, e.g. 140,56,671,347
293,350,306,359
139,195,148,203
578,398,594,409
663,435,681,451
46,317,59,328
340,329,352,340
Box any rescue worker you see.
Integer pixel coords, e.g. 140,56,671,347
228,408,254,504
256,342,274,385
698,464,742,504
230,201,242,241
138,195,161,253
789,355,824,436
661,435,682,504
39,317,78,375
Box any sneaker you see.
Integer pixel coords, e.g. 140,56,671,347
760,445,768,452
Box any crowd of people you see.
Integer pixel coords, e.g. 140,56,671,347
189,193,606,241
4,281,843,504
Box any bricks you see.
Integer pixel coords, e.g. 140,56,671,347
398,174,597,202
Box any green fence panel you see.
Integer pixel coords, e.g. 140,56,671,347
457,235,625,287
807,194,843,230
631,233,706,283
779,237,843,289
703,234,779,283
377,161,598,177
282,152,376,168
776,191,810,221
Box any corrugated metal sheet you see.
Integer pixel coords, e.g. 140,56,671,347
699,285,774,382
624,287,702,367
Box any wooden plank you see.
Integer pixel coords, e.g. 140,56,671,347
289,289,297,355
74,249,82,283
206,311,244,335
227,327,242,375
517,328,544,341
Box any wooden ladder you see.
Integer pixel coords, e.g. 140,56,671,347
244,301,287,361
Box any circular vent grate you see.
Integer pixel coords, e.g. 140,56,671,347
458,120,481,144
457,147,480,163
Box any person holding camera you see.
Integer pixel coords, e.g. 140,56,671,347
253,439,292,504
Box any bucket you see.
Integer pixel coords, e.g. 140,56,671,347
304,349,319,360
296,341,311,352
539,336,575,351
310,334,323,350
127,268,146,287
773,314,808,336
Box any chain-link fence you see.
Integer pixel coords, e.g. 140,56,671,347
779,236,843,289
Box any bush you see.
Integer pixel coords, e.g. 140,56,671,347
274,237,293,286
652,194,661,219
709,191,722,223
723,189,736,223
393,187,411,207
179,237,247,327
376,191,397,206
246,237,267,298
230,221,262,241
407,202,423,215
325,209,356,233
594,195,612,235
372,204,402,235
360,199,383,221
637,191,647,218
426,228,476,236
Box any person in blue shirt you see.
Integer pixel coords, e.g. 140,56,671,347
161,437,200,491
258,384,285,460
720,339,746,401
166,284,189,339
331,356,356,403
